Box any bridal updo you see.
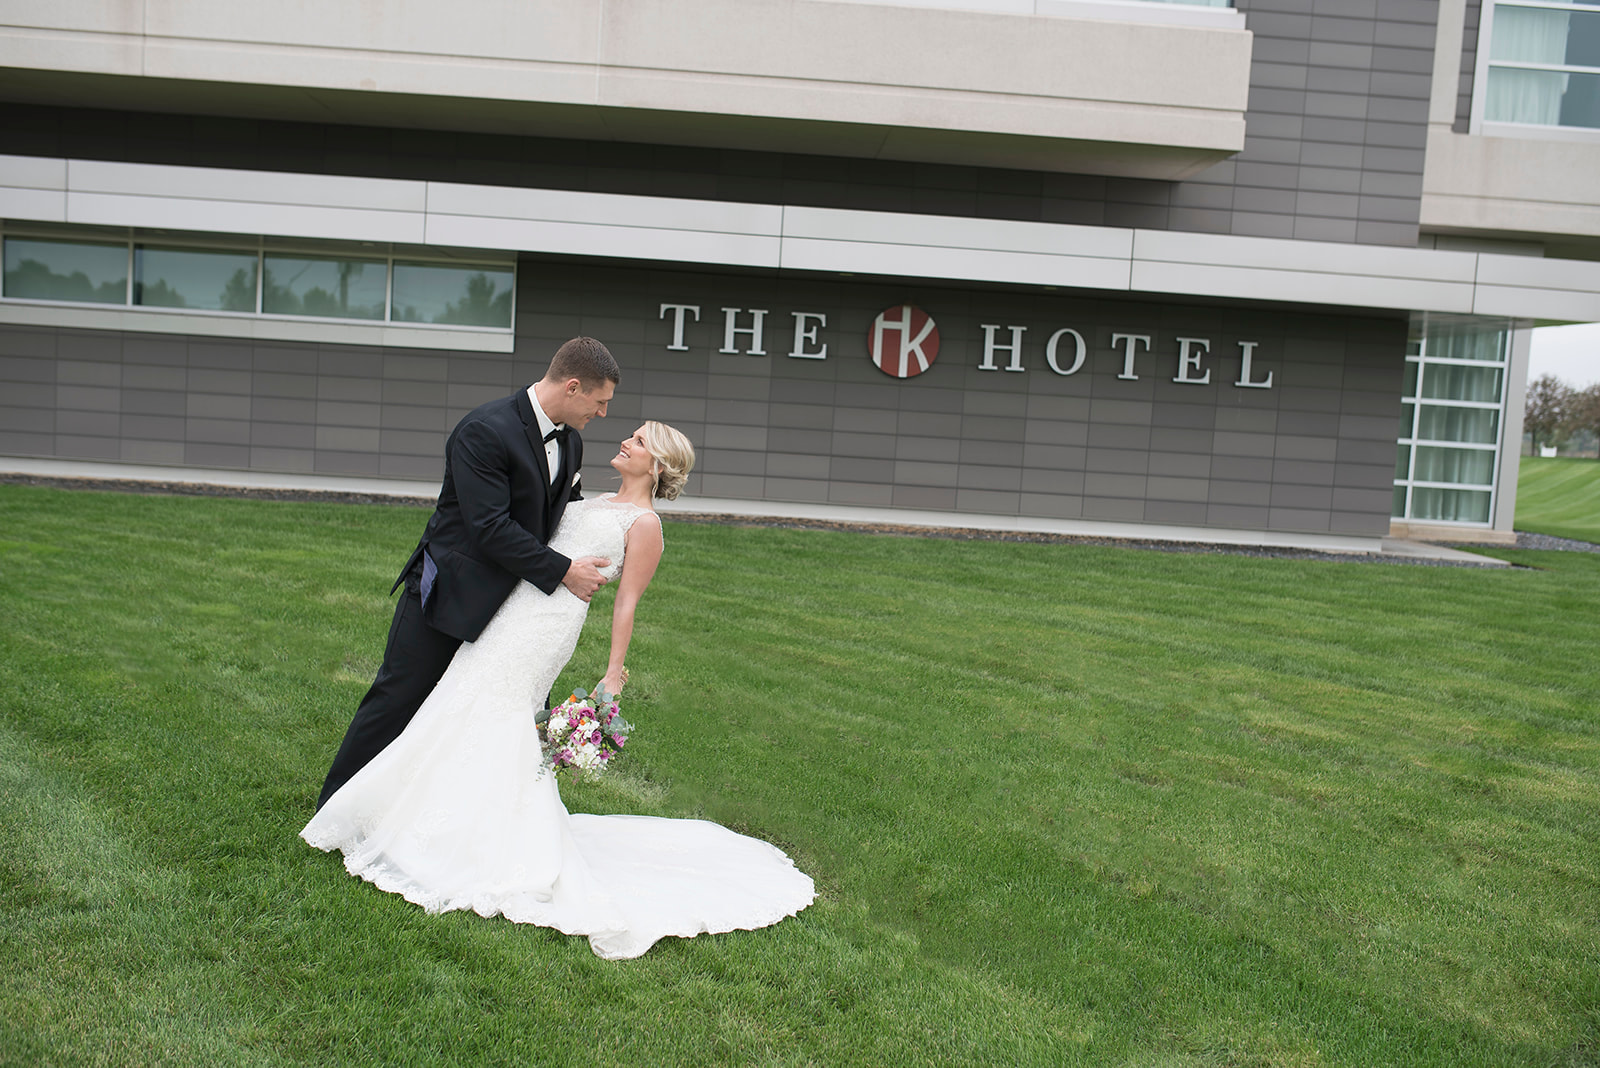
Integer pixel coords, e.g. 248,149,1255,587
640,421,695,501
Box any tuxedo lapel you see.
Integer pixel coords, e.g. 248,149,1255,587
550,430,578,519
514,390,553,486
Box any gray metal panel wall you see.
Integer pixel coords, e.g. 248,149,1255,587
0,257,1408,537
1178,0,1439,247
1455,0,1483,132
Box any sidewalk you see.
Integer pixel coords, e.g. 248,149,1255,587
1,456,1509,567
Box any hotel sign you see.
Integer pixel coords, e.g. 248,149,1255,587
658,301,1275,389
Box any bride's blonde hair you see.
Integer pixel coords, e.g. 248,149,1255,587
639,421,695,501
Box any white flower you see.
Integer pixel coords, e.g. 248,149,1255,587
548,712,570,734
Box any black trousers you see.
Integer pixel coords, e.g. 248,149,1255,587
316,574,462,810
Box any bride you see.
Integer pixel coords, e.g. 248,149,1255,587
302,421,814,959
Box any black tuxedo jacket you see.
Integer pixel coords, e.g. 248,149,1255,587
394,390,582,642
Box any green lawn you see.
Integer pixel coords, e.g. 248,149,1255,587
2,485,1597,1066
1517,455,1600,544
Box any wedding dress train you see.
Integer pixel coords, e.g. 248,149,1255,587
301,495,814,959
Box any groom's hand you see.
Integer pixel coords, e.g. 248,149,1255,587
562,556,611,602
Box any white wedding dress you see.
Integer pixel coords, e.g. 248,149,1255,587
301,495,814,959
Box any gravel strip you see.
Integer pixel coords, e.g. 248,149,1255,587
1513,531,1600,553
665,512,1499,567
0,473,436,508
7,472,1578,567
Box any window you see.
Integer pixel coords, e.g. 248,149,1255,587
2,237,127,304
1393,317,1512,526
134,246,258,312
1479,1,1600,131
1,229,514,333
391,262,515,329
263,253,387,320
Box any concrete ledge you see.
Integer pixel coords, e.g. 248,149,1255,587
659,493,1388,554
1389,520,1517,546
2,456,1512,565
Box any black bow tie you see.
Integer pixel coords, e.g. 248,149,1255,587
543,425,568,443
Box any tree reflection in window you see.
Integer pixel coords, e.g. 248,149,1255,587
263,256,386,320
393,263,514,328
2,239,127,304
134,248,258,312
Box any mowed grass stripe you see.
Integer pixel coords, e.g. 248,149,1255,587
1517,455,1600,544
1,484,1597,1066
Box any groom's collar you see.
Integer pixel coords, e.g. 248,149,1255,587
526,384,563,439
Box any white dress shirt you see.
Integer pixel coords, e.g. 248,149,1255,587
527,385,562,485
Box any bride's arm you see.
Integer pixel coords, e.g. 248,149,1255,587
600,512,664,695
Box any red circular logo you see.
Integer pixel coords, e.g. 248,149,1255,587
867,305,940,378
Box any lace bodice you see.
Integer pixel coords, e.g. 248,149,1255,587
547,495,655,582
429,495,654,711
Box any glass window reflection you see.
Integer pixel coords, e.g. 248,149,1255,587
1425,322,1507,362
1486,3,1600,128
3,238,127,304
1413,446,1496,485
1411,487,1492,524
1420,364,1503,403
264,254,387,320
1416,406,1499,444
392,263,514,328
135,247,258,312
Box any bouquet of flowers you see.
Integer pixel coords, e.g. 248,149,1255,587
536,686,633,780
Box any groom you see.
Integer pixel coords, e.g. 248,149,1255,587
315,337,620,810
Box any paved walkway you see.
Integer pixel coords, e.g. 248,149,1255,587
1,456,1509,567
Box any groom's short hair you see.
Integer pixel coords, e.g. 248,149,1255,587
547,337,620,391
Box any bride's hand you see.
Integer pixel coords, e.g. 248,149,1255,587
599,668,628,697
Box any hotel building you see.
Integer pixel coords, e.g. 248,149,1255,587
3,0,1598,547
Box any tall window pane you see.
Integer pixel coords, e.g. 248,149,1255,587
135,247,258,312
1487,68,1600,127
263,254,387,320
1412,488,1492,524
1492,6,1600,67
1395,315,1511,526
391,263,514,328
1485,3,1600,129
1425,321,1507,361
1416,406,1499,444
1413,446,1496,485
1420,364,1503,403
3,238,127,304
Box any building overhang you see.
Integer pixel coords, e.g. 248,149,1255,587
7,153,1600,339
1421,128,1600,259
0,0,1250,181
